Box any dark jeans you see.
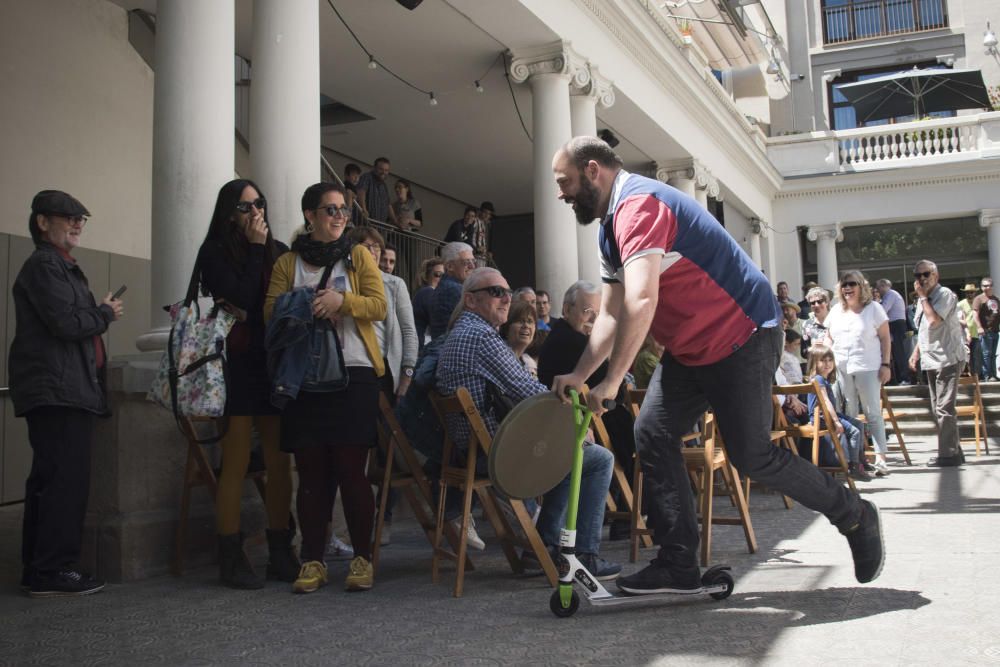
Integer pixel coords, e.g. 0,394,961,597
633,327,862,569
22,406,94,576
295,445,373,562
888,319,910,383
980,332,998,379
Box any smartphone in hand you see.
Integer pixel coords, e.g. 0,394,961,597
112,285,127,300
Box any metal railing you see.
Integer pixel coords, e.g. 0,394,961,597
319,154,444,290
821,0,948,45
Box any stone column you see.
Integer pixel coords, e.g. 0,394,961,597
981,209,1000,282
250,0,320,242
656,159,719,211
569,67,614,287
138,0,234,352
511,42,588,310
807,223,843,291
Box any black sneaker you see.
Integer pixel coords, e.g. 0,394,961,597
843,499,884,584
29,570,105,598
616,558,702,595
520,545,560,574
578,553,622,581
926,455,962,467
608,520,631,542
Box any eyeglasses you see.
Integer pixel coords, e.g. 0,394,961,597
841,281,859,288
808,299,827,306
914,271,933,279
235,198,266,213
471,285,513,299
52,215,88,227
431,271,444,278
360,242,380,253
316,205,350,218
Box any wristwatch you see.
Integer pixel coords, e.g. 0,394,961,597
403,367,415,378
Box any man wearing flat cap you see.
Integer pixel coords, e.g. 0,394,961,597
9,189,124,597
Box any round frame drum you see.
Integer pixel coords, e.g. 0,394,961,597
489,393,577,499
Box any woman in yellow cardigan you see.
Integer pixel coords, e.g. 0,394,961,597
264,182,387,594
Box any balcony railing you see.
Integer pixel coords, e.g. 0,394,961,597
767,112,1000,176
821,0,948,45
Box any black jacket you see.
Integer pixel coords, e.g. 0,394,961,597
537,318,608,390
8,243,113,417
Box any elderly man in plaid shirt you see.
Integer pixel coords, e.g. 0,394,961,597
436,267,621,580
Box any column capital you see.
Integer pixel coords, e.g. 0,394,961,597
980,209,1000,228
806,223,843,243
657,158,720,200
509,41,590,88
748,217,768,239
570,65,615,109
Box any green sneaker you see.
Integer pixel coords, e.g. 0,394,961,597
345,556,373,591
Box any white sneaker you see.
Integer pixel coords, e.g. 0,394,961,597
874,460,890,477
326,535,354,561
379,523,392,546
452,517,486,550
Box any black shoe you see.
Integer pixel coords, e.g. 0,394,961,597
842,499,884,584
616,559,702,595
20,568,31,593
218,533,264,590
863,462,876,473
926,455,962,467
520,545,560,574
608,520,631,542
265,528,301,583
578,553,622,581
29,570,105,598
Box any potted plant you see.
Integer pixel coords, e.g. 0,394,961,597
679,19,693,45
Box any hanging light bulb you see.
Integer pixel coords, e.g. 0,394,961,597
766,58,781,75
367,56,378,70
429,92,438,106
985,21,999,55
475,80,484,93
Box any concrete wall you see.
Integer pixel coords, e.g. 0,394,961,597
0,0,154,260
1,232,151,503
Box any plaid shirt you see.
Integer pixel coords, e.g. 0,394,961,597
436,310,548,448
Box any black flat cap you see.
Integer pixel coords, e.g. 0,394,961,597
31,190,90,217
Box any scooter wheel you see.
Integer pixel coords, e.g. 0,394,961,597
549,589,580,618
706,570,735,600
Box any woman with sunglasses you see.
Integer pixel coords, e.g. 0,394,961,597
801,286,834,355
264,182,387,594
499,299,540,379
822,270,893,477
412,257,445,351
195,179,297,589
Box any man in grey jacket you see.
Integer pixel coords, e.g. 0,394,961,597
908,259,967,467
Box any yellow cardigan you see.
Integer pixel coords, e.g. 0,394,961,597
264,244,388,377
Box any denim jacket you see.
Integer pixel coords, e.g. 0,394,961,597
265,286,347,408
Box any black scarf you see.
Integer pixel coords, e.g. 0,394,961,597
291,232,351,268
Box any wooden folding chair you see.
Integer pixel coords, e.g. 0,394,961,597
429,388,558,597
578,386,652,552
772,381,857,493
880,385,912,464
174,416,266,576
626,389,757,566
371,392,472,575
957,372,991,456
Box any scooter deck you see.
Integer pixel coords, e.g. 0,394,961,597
587,585,728,606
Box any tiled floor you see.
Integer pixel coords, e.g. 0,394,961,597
2,436,998,666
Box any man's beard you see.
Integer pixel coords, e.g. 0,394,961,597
571,175,601,226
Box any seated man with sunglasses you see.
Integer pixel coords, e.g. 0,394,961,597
435,268,620,579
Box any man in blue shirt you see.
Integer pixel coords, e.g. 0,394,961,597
428,242,475,340
876,279,911,384
436,267,620,579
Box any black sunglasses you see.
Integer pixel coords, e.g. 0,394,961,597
471,285,513,298
913,271,933,279
431,271,444,278
841,281,859,288
316,205,351,218
235,198,266,213
808,299,827,306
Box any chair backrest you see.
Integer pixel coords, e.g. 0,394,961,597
429,387,495,466
627,388,645,421
771,379,838,433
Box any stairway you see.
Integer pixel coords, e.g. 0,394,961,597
884,380,999,440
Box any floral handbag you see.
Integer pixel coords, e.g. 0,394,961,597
148,260,235,442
